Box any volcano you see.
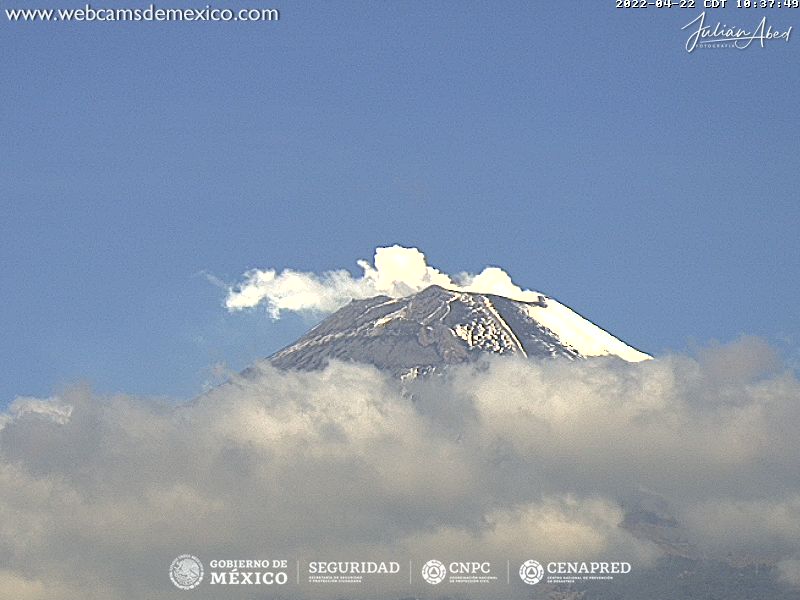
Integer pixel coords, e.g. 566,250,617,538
267,285,649,375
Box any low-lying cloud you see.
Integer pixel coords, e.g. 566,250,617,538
225,245,545,317
1,338,799,598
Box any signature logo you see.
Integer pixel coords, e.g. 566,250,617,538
682,11,792,53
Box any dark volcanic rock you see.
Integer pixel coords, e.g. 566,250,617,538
267,285,646,375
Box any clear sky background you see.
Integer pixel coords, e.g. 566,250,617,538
2,1,799,403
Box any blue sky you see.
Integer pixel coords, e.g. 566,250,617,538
2,1,799,402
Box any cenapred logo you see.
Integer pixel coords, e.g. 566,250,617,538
170,554,204,590
421,559,447,585
519,559,544,585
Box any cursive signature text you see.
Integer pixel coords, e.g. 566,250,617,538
682,11,792,53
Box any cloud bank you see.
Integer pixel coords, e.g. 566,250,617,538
225,245,543,318
1,338,799,599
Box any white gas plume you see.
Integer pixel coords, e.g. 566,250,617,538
225,245,542,317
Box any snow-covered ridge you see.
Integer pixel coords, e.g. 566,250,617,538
267,285,650,374
523,296,651,362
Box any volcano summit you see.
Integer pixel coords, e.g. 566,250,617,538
268,285,650,375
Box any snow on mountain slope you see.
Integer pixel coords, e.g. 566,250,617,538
266,285,650,375
524,297,651,362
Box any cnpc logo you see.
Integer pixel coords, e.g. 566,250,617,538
421,560,492,584
421,560,446,585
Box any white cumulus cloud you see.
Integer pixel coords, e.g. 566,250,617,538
225,245,541,318
1,339,799,598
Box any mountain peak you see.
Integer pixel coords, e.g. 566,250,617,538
267,285,650,375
